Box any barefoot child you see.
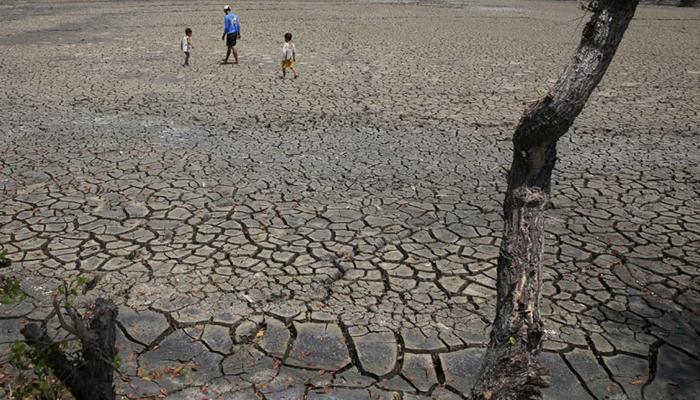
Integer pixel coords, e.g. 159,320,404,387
181,28,193,66
281,33,298,79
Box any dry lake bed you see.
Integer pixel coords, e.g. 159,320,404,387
1,0,699,399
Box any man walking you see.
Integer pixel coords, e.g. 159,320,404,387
221,5,241,64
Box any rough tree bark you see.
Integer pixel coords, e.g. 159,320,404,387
471,1,639,399
21,298,118,400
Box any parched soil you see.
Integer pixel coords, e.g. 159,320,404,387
1,1,698,399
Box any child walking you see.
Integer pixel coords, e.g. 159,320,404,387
181,28,194,66
281,32,298,79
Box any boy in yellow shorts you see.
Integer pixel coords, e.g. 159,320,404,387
281,32,298,79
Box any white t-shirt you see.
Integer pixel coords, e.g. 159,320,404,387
282,42,295,61
181,36,192,52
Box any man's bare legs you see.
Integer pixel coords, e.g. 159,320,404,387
224,46,239,64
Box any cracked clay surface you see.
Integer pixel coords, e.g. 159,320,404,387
0,0,699,399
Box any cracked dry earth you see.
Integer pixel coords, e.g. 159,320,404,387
1,0,699,399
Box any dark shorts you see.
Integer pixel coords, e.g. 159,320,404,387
226,33,238,47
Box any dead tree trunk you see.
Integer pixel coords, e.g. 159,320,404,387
471,2,639,399
21,298,118,400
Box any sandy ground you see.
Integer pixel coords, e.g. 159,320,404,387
1,1,699,399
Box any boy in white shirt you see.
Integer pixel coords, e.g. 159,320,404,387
181,28,194,66
281,32,299,79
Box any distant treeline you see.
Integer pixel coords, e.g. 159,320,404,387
558,0,698,5
640,0,697,5
553,0,697,6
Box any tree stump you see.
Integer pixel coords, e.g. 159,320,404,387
21,298,118,400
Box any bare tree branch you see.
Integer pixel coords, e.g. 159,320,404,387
52,296,79,337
